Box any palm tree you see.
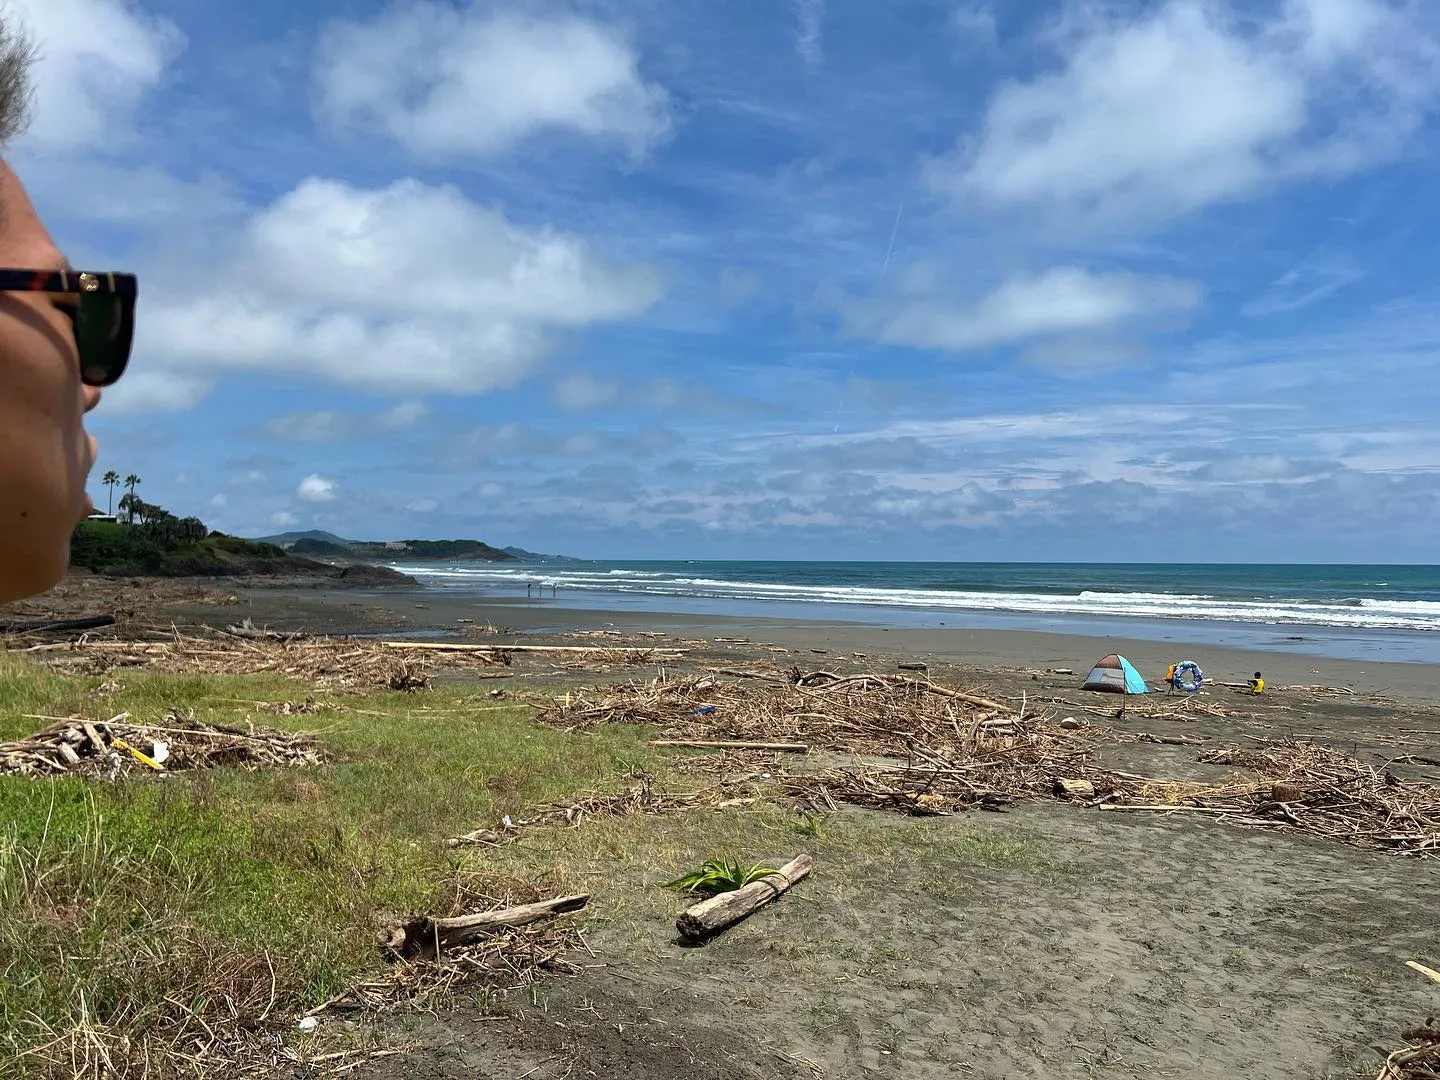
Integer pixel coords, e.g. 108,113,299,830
101,470,119,515
123,474,141,523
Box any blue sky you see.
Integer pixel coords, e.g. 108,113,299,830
14,0,1440,561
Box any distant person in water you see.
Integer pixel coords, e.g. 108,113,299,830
0,18,134,603
1249,672,1265,694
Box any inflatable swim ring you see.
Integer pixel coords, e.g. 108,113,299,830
1171,660,1203,693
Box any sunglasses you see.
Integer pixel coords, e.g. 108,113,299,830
0,268,137,387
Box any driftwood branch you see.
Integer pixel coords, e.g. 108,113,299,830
651,739,809,753
676,855,812,940
381,894,590,961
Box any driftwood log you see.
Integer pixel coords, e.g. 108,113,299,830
381,894,590,961
1054,777,1096,799
676,855,812,940
651,739,809,753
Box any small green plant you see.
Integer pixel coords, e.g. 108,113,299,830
662,858,779,896
793,810,830,838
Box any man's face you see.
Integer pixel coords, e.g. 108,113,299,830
0,162,101,519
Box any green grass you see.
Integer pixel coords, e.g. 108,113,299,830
0,654,1067,1077
0,655,660,1077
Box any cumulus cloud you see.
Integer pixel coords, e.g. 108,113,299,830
930,0,1440,227
209,493,228,508
847,266,1203,352
8,0,183,153
270,511,298,527
100,371,214,415
139,177,664,398
314,3,672,159
297,474,337,502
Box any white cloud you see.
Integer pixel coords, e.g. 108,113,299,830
314,3,672,159
298,474,337,503
100,370,214,415
793,0,825,69
9,0,183,153
269,511,298,527
209,493,228,508
406,498,438,513
931,0,1440,226
139,177,663,400
260,400,430,443
848,266,1202,352
553,372,621,411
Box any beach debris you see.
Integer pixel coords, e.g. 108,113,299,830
675,854,812,940
1054,778,1096,799
15,632,462,690
898,662,928,672
314,925,583,1014
1407,960,1440,985
380,894,590,962
1376,1033,1440,1079
539,671,1440,857
0,709,323,777
0,614,116,636
651,739,809,752
664,858,781,896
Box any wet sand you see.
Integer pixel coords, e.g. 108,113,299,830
215,587,1440,704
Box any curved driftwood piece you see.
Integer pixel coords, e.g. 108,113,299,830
381,893,590,961
675,855,812,940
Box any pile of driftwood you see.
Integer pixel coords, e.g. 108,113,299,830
538,670,1440,857
538,669,1026,757
312,895,590,1013
15,631,684,691
0,709,322,778
1378,1029,1440,1079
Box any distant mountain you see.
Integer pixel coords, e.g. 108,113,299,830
251,532,519,562
503,546,585,564
259,529,350,546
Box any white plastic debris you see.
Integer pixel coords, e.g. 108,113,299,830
298,1016,318,1032
151,741,170,765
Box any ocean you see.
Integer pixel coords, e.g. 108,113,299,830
384,561,1440,664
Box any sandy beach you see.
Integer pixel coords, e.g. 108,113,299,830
203,584,1440,704
6,573,1438,1079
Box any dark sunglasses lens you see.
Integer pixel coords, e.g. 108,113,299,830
75,294,133,387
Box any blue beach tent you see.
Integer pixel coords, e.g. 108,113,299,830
1081,653,1149,694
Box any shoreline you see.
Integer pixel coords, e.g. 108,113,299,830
207,586,1440,704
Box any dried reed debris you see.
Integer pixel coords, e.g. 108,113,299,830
0,709,323,778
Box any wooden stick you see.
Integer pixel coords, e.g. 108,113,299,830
380,894,590,960
676,854,812,940
909,681,1014,714
378,641,684,655
1098,804,1252,815
651,739,809,753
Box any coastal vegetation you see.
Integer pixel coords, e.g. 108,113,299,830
70,514,286,576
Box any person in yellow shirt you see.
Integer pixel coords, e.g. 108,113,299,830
1249,671,1265,694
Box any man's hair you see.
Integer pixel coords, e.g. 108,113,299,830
0,16,34,146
